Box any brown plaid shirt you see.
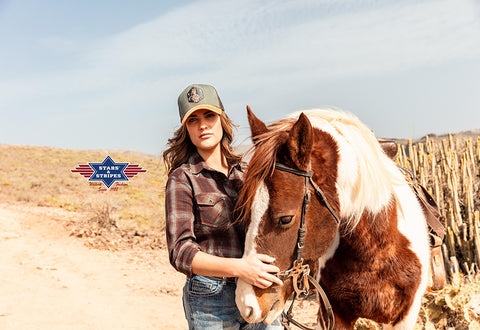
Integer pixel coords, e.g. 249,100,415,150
165,151,245,277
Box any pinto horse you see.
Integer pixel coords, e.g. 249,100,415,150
235,108,430,329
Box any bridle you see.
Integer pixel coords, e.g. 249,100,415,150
273,162,340,330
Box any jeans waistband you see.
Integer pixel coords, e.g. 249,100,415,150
201,276,237,284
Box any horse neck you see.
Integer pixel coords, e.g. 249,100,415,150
341,199,398,257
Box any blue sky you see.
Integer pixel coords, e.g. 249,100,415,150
1,0,479,155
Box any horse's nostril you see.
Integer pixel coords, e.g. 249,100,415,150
245,306,253,319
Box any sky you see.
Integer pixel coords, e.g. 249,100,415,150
1,0,479,155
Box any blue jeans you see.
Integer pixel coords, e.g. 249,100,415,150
183,275,283,330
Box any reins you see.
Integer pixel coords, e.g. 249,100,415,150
274,162,339,330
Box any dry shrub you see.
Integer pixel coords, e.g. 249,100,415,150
417,274,480,330
68,201,165,251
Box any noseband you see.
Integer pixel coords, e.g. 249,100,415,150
274,162,340,330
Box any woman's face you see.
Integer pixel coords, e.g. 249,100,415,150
185,109,224,153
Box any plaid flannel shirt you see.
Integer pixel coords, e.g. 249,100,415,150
165,151,245,277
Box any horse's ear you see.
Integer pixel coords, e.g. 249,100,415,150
247,105,268,139
288,113,313,168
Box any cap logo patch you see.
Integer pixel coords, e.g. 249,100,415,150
187,87,204,103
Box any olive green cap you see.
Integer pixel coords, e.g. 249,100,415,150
177,84,224,125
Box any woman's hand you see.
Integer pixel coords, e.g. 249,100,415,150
190,251,283,289
236,254,283,289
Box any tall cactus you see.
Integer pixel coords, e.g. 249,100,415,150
399,135,480,283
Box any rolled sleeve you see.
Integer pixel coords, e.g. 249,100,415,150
165,172,200,277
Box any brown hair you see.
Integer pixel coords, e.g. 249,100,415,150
163,112,242,176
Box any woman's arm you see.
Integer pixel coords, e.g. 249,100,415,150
165,173,201,277
191,251,283,289
167,170,282,288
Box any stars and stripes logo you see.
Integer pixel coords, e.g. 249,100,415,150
71,155,146,189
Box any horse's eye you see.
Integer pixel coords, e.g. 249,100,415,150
278,215,294,226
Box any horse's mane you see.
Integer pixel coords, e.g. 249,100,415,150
236,109,404,230
236,118,297,223
288,109,404,230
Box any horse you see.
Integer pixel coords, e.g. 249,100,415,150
234,107,431,329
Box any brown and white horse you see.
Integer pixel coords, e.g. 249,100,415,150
235,108,430,329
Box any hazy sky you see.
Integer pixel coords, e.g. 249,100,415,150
1,0,479,155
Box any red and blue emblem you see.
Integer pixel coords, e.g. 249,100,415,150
71,155,146,189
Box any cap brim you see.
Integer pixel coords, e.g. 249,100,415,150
181,105,223,125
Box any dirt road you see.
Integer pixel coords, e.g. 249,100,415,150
0,204,186,329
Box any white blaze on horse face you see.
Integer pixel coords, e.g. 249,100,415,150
244,182,269,256
235,182,270,323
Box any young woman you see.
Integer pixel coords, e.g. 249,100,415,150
163,84,283,329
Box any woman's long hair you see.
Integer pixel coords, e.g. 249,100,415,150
163,112,241,176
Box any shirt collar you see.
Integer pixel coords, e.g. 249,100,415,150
187,150,242,175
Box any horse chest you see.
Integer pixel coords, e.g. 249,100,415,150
320,234,422,324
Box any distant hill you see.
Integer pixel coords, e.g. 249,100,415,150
0,144,166,231
235,129,480,153
384,129,480,146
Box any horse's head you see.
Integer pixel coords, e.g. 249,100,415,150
235,107,340,324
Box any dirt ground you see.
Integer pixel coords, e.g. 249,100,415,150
0,203,187,330
3,202,478,330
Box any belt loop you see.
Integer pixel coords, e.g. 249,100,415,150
221,277,227,285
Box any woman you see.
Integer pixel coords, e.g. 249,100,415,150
163,84,283,329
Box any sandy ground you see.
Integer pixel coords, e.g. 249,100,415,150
8,202,476,329
0,204,187,330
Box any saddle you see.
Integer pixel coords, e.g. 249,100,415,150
379,140,446,291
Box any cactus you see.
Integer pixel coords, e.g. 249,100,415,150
399,136,480,283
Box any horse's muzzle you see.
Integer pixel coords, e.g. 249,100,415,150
235,278,284,324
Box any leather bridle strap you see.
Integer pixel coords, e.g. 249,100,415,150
274,162,338,330
281,275,334,330
274,162,313,177
308,275,334,330
275,163,312,262
274,163,340,225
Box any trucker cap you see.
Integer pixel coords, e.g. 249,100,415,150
178,84,224,125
